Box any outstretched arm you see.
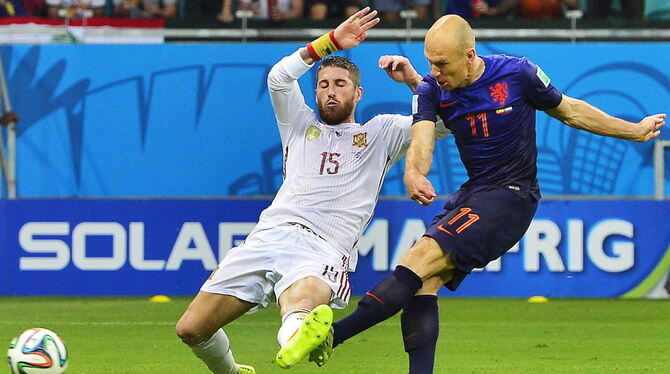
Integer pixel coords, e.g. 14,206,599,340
299,7,380,64
545,94,665,142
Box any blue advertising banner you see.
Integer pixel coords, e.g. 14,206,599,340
1,42,669,198
1,199,668,298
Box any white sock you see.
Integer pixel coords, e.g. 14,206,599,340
190,329,239,374
277,308,310,347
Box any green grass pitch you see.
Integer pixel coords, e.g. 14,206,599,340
1,297,668,373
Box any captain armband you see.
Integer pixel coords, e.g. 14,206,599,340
305,31,343,61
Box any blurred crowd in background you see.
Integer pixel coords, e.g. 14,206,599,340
0,0,666,23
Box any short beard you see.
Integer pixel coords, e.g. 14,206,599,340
317,99,355,126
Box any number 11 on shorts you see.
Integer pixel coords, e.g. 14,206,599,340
439,207,480,235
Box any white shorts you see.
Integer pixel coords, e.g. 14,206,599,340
201,224,351,313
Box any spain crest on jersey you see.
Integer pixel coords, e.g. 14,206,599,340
352,132,368,148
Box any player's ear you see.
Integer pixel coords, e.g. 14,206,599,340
466,48,476,62
354,86,363,103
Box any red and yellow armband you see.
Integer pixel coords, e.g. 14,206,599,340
305,30,343,61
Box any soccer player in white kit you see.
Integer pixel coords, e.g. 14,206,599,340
175,8,446,373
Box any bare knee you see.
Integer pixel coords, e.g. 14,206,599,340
399,237,455,280
176,313,212,346
175,291,254,346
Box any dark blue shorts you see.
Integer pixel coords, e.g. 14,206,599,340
424,185,538,291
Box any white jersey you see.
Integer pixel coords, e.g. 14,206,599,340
251,49,447,270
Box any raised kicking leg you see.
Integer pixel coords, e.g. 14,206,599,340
307,271,450,371
176,291,256,374
332,238,452,347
